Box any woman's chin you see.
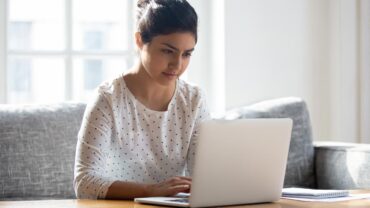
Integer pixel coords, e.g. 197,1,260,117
157,75,178,86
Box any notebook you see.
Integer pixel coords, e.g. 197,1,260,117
135,118,293,207
282,188,349,199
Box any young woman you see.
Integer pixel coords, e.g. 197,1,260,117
73,0,210,200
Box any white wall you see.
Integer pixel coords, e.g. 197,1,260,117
223,0,369,142
224,0,332,140
187,0,225,117
188,0,368,142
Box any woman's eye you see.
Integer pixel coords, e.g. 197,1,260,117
183,53,192,58
162,49,173,54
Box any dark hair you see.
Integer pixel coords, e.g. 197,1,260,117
136,0,198,44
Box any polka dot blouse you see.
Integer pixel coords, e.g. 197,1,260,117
73,74,210,199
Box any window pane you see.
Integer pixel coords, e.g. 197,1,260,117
7,57,65,104
84,60,103,90
8,0,65,51
72,58,127,101
73,0,129,51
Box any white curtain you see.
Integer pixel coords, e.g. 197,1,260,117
359,0,370,143
329,0,370,143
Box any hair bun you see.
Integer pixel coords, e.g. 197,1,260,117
136,0,198,44
137,0,151,8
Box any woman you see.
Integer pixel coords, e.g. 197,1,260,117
73,0,210,199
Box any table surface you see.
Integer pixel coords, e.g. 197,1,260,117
1,190,370,208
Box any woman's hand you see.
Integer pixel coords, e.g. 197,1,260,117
146,176,192,197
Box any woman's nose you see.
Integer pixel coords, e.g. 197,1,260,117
169,55,182,70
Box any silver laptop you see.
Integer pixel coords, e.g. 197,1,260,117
135,118,293,207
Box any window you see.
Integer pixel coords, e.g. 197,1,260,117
8,58,32,102
84,59,103,90
4,0,135,104
8,21,32,50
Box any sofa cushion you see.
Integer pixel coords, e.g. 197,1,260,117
315,142,370,189
0,103,86,200
225,97,316,188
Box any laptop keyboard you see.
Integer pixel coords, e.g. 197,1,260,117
169,198,189,203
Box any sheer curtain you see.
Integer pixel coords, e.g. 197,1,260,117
328,0,370,143
359,0,370,143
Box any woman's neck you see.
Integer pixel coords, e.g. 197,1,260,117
123,64,176,111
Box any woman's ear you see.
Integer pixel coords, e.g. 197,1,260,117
135,32,144,50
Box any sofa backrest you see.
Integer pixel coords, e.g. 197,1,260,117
225,97,316,188
0,98,315,200
0,103,86,200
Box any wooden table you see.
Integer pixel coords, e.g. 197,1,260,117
1,191,370,208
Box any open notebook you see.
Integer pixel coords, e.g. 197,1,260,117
282,188,349,199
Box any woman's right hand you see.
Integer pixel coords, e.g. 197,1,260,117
146,176,192,197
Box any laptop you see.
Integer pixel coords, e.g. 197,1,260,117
135,118,293,207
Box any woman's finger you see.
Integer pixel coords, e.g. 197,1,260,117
175,176,192,181
167,179,192,187
165,185,191,196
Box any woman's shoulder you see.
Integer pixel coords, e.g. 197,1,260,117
176,79,206,102
85,73,126,108
96,73,125,96
176,79,210,119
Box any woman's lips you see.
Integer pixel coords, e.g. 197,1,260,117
162,72,177,78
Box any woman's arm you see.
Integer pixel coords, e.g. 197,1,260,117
74,93,116,199
186,89,211,176
105,176,192,199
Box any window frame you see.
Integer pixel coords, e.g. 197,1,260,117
0,0,7,103
0,0,135,104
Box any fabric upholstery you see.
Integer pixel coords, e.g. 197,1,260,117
0,103,85,200
3,97,370,200
225,97,316,188
315,142,370,189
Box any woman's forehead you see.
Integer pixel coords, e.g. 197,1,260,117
150,32,196,50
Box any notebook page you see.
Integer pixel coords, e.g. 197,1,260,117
282,188,349,199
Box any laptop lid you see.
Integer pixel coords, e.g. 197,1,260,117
135,118,293,207
189,118,292,207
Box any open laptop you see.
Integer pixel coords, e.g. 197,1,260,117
135,118,293,207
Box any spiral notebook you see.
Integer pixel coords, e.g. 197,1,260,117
282,188,349,199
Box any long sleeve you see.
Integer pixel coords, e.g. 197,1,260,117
74,76,211,198
73,92,115,199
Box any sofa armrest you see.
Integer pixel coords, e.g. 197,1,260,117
314,141,370,189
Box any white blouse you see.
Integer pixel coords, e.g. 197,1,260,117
73,74,210,199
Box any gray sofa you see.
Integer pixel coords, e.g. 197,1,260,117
1,97,370,200
0,103,85,200
224,97,370,189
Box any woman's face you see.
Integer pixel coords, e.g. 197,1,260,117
137,32,196,86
